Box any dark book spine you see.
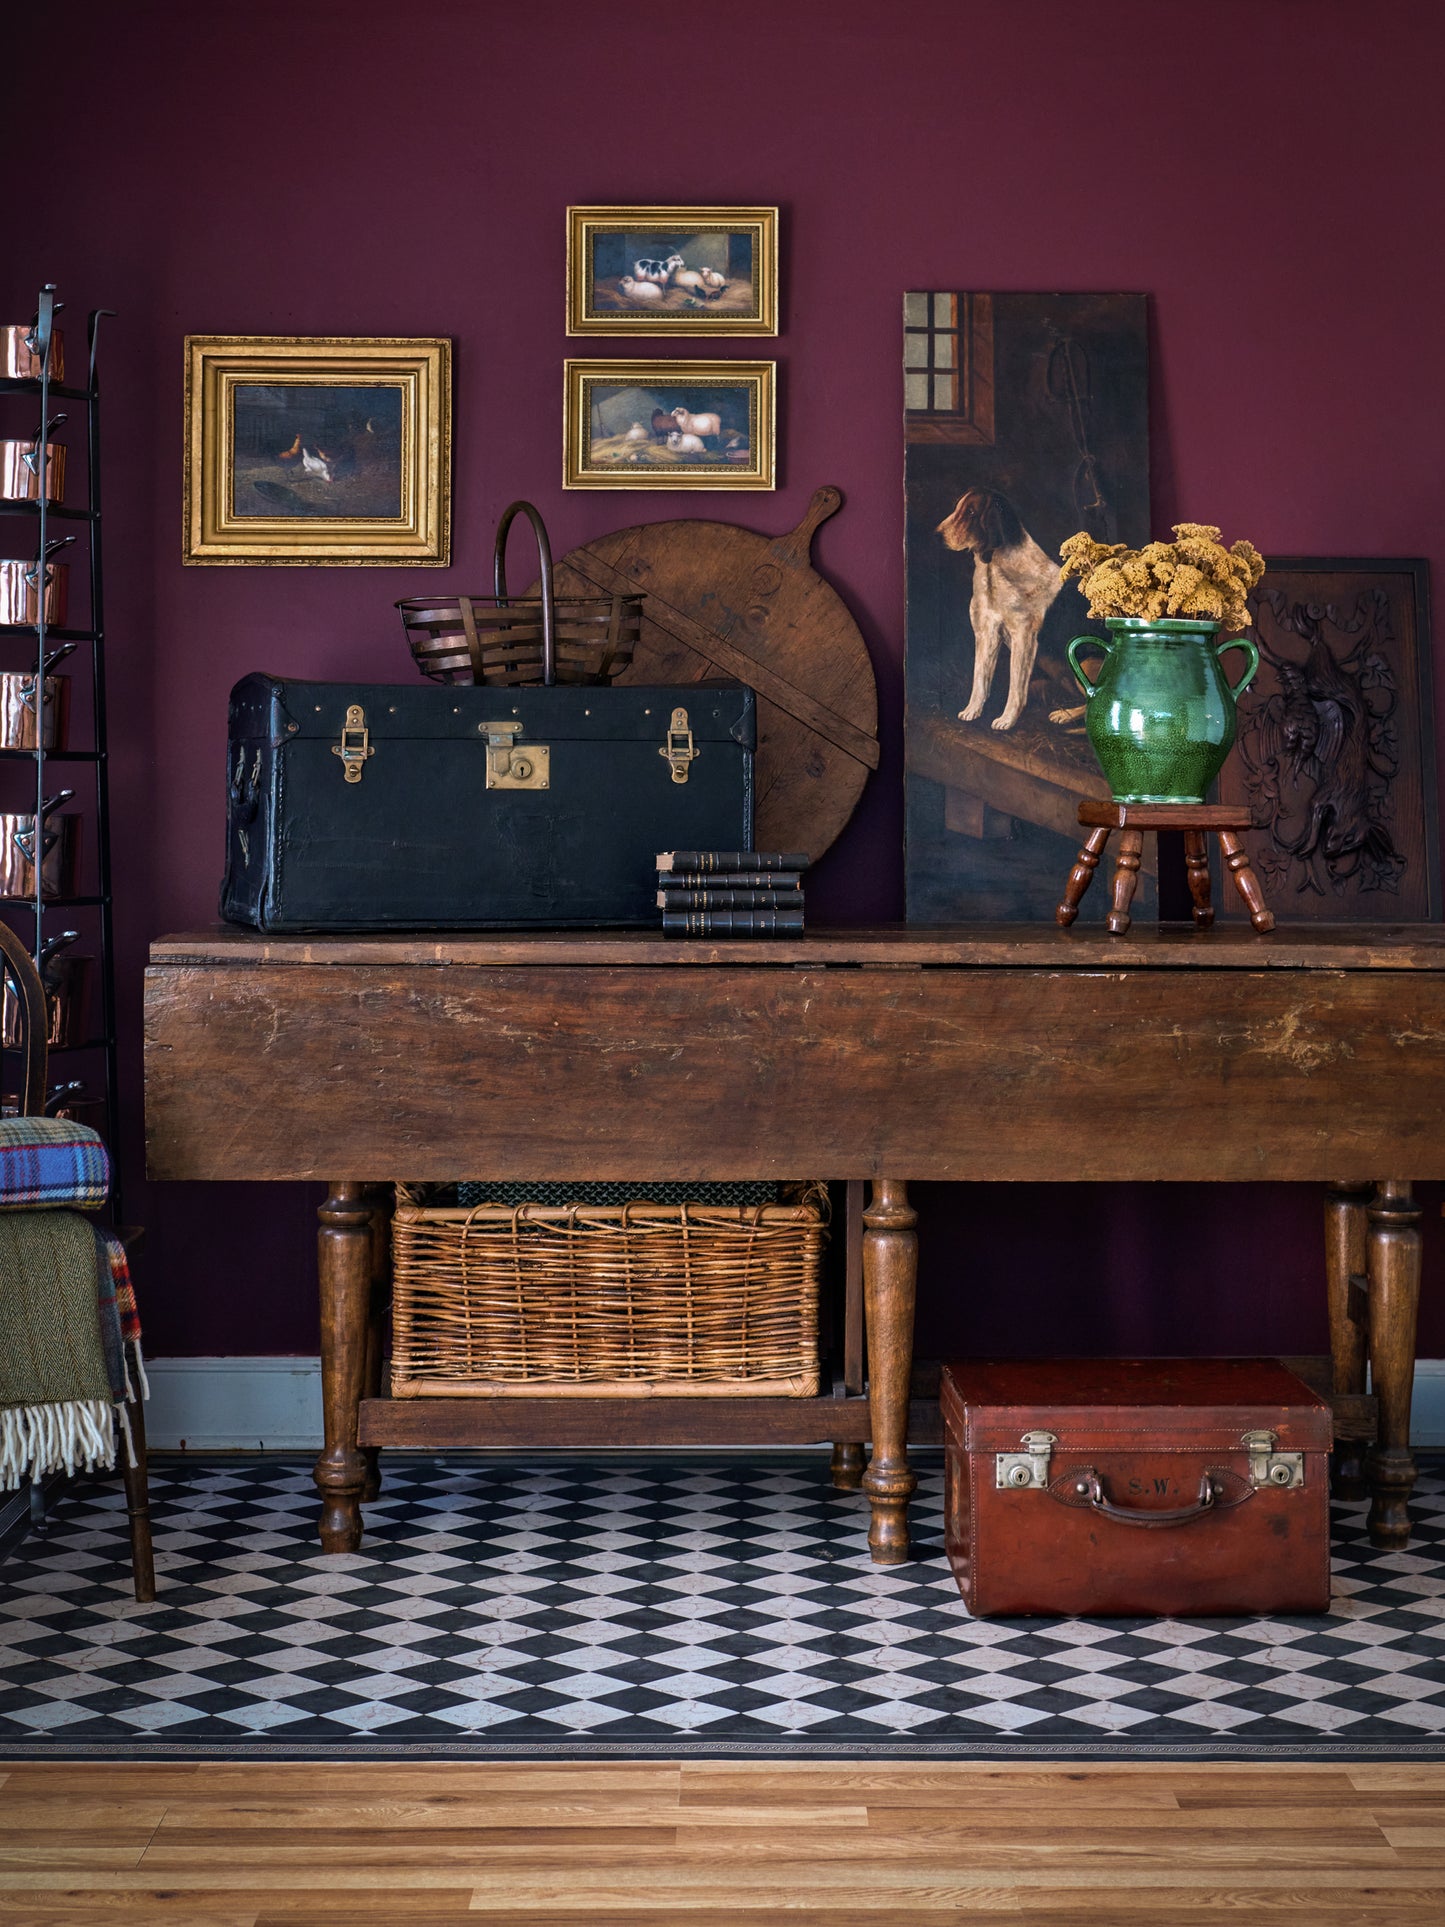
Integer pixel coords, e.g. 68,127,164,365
662,907,806,935
657,886,804,909
657,871,804,892
656,850,810,874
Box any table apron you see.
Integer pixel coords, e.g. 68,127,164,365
143,962,1445,1183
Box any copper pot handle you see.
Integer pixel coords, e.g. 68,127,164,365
492,499,557,686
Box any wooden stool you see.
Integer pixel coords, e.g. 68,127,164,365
1057,802,1275,936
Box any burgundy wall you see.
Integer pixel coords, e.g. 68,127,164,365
7,0,1444,1358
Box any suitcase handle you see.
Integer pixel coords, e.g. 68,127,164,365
493,500,557,687
1049,1466,1252,1528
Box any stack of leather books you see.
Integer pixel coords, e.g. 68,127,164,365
656,850,807,935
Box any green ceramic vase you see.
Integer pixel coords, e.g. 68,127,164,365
1066,618,1261,804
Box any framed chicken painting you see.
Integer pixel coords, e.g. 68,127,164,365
183,336,451,564
902,292,1150,922
1215,557,1439,921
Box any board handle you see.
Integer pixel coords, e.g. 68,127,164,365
773,486,844,562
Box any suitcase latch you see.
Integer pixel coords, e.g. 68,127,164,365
482,720,550,790
1241,1429,1304,1489
331,705,375,785
995,1430,1058,1491
659,707,699,784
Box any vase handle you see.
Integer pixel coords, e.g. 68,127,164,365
1067,635,1107,698
1216,636,1260,697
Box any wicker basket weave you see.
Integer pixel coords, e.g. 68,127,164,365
390,1184,826,1398
398,499,641,688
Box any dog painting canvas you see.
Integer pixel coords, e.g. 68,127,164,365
904,292,1151,921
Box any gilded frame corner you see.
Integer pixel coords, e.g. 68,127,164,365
566,206,779,337
563,359,776,492
182,335,452,566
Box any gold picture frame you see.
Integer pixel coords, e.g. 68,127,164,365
567,206,778,336
564,360,776,491
183,335,451,565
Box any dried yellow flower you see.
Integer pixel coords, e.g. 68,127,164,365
1058,522,1263,628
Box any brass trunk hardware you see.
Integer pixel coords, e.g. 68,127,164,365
331,704,375,784
660,706,699,784
995,1430,1058,1490
483,719,550,790
1242,1428,1305,1488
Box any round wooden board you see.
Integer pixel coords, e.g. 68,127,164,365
538,487,879,861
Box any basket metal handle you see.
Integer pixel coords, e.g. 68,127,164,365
493,500,557,687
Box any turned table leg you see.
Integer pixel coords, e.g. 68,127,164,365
1056,826,1111,927
861,1178,918,1563
314,1181,375,1552
1106,828,1144,935
830,1443,866,1490
1365,1180,1423,1548
1325,1181,1374,1500
1183,829,1214,929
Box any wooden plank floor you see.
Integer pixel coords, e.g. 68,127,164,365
3,1761,1445,1922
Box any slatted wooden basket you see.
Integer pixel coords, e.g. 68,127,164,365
398,499,640,687
390,1183,826,1398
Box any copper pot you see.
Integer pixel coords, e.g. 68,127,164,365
0,538,72,625
0,792,81,897
0,645,74,750
0,419,67,504
2,323,63,383
0,930,91,1048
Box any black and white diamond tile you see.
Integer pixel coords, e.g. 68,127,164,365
2,1458,1445,1757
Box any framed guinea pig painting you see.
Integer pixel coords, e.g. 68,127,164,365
563,360,775,489
567,206,779,335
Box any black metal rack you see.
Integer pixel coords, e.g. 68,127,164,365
1,285,123,1213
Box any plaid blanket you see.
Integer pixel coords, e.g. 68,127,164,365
0,1116,110,1212
0,1210,145,1488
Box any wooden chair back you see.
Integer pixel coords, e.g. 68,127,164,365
0,920,47,1117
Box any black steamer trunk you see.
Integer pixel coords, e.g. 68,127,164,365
222,675,755,930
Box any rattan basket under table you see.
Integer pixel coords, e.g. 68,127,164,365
390,1184,826,1398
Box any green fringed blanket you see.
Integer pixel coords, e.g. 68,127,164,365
0,1211,142,1487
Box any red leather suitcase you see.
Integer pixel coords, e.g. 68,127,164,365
941,1358,1332,1618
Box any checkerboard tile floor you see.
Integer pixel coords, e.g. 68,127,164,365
2,1458,1444,1756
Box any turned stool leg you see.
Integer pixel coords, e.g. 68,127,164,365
830,1443,866,1490
1106,828,1144,935
1056,826,1111,927
1218,829,1275,932
1325,1181,1374,1500
1183,829,1214,929
1365,1180,1423,1548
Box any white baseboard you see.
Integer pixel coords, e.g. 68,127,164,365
142,1357,1445,1453
1409,1359,1445,1448
145,1357,324,1450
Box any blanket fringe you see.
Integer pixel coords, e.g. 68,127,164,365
0,1398,117,1489
130,1341,151,1404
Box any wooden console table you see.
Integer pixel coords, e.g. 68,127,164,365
144,925,1445,1563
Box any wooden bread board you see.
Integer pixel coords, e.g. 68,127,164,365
537,487,879,860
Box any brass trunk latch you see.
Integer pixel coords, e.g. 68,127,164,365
1241,1429,1305,1489
331,704,374,784
995,1430,1058,1490
659,706,699,784
483,720,550,790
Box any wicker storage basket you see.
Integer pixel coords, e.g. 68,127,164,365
390,1183,826,1398
398,499,640,688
